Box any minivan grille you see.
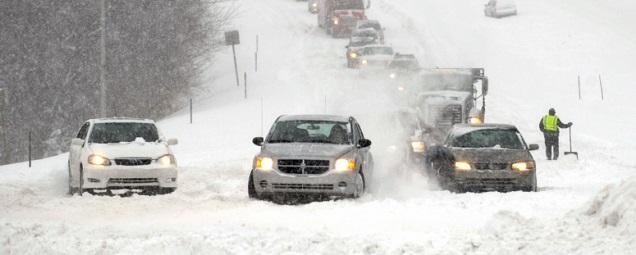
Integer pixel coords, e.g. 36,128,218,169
115,158,152,166
277,159,330,175
108,178,158,184
272,183,334,190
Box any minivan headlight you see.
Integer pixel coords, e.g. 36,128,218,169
158,154,176,166
335,158,355,172
256,157,274,171
88,155,111,166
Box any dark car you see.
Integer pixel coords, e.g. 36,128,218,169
426,124,539,192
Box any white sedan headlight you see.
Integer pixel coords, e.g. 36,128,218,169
158,154,176,166
88,154,111,166
255,157,274,171
335,158,355,172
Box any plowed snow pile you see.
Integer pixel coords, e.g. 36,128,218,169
476,178,636,254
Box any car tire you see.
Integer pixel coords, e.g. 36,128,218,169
78,165,84,196
522,174,538,192
158,187,176,194
248,171,260,199
352,172,365,198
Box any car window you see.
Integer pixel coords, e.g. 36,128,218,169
89,122,159,144
268,120,351,145
76,122,90,139
363,47,394,55
450,129,524,149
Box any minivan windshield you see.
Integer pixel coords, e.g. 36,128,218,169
268,120,351,144
89,122,159,144
450,129,524,149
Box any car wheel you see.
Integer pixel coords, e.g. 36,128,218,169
353,172,365,198
78,165,84,196
522,174,538,192
158,187,176,195
248,171,259,199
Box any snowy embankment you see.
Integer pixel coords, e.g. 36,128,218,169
1,0,636,253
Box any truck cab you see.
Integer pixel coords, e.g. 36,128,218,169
404,68,489,165
318,0,368,38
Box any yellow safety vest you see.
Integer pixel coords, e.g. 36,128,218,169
543,115,558,131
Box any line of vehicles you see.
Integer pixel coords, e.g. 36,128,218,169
66,0,535,201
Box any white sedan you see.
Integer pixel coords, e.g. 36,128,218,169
68,118,178,195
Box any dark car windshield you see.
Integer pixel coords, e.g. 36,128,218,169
450,129,524,149
335,0,364,10
89,122,159,143
359,22,381,30
362,47,394,55
268,120,351,144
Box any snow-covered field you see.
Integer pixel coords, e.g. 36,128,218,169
2,0,636,254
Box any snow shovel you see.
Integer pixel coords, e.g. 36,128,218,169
564,127,578,159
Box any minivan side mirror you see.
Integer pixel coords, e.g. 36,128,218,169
358,139,372,148
71,138,84,147
167,138,178,146
253,137,264,146
528,144,539,151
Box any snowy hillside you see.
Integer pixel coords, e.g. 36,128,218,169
2,0,636,253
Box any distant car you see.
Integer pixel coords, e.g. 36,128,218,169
426,124,538,192
358,45,395,69
308,0,318,13
484,0,517,18
249,115,374,202
68,118,179,195
388,53,420,79
346,29,380,68
353,19,384,43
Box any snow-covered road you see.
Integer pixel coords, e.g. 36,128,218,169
2,0,636,254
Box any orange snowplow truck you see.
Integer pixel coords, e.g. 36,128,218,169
318,0,368,38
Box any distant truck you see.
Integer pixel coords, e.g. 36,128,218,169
404,68,489,164
318,0,368,38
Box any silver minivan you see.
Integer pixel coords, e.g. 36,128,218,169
248,115,373,202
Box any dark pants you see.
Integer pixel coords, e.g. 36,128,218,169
544,132,559,160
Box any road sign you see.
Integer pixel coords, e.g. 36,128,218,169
225,30,240,45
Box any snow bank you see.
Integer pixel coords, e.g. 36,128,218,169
584,177,636,232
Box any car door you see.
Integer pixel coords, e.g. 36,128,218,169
70,122,90,175
352,120,371,174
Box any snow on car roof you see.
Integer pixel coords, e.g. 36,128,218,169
451,123,518,136
278,114,350,122
91,117,155,124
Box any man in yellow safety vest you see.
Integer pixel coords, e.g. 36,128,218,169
539,108,572,160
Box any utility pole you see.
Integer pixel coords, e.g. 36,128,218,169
0,88,7,165
99,0,107,117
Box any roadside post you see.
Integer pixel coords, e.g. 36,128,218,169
0,88,7,165
244,72,248,99
255,35,259,72
225,30,241,87
577,75,582,100
28,131,31,168
598,74,604,100
189,98,193,124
